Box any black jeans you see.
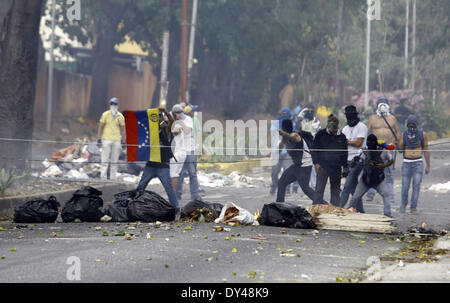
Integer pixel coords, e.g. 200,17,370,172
276,165,315,202
314,166,341,206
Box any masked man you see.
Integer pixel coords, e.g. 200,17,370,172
312,114,348,206
276,119,319,203
366,97,400,203
347,134,394,218
97,97,126,180
398,115,430,214
339,105,368,210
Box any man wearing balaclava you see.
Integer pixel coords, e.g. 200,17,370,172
270,108,299,195
365,97,400,204
339,105,368,209
97,97,126,180
312,114,348,206
347,134,394,217
398,115,430,214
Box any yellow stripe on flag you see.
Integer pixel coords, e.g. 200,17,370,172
147,108,161,163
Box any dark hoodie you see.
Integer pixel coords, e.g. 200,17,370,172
312,128,348,173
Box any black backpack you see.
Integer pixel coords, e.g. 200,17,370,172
361,150,385,187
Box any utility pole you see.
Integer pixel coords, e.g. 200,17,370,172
46,0,56,132
180,0,189,103
186,0,198,105
404,0,409,89
364,0,372,110
411,0,416,91
159,30,170,108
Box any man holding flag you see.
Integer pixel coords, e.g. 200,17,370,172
124,107,180,217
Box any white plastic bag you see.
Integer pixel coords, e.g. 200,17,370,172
214,202,255,225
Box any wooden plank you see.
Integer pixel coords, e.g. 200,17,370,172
311,211,397,234
315,213,395,222
314,224,397,234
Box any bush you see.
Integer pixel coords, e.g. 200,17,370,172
421,100,450,137
0,168,26,197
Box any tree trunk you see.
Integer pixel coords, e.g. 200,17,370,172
88,26,116,119
0,0,43,170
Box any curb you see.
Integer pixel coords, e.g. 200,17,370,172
0,182,136,218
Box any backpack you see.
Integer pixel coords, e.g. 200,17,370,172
361,150,385,187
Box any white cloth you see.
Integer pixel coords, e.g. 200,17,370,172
170,152,187,178
342,122,368,161
182,115,194,152
100,139,122,180
302,140,313,167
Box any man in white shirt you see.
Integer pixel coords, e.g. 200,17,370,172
339,105,368,210
176,105,201,201
170,104,190,192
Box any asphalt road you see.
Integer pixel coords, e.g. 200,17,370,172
0,142,449,283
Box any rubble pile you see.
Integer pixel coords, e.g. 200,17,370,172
40,138,143,183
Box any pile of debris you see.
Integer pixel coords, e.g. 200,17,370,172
40,138,143,183
197,171,267,188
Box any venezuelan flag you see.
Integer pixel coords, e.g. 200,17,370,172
124,109,161,162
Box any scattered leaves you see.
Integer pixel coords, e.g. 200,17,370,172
114,231,126,236
231,248,237,253
184,225,193,231
350,233,367,239
102,232,109,237
74,219,81,223
11,246,17,252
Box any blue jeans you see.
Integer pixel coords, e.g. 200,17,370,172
177,151,201,200
339,160,364,207
401,161,423,211
366,166,394,204
137,166,179,209
350,178,392,217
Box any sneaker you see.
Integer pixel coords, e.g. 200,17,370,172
410,209,418,215
174,208,181,221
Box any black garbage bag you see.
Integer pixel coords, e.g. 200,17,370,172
104,191,136,222
127,189,175,222
258,202,316,229
14,196,60,223
61,186,104,222
181,200,224,216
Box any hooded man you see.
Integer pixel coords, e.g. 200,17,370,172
276,118,319,203
270,107,299,195
398,115,430,214
347,134,394,217
97,97,126,180
312,114,348,206
339,105,368,208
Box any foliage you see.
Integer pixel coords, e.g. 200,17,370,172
0,167,27,197
421,100,450,137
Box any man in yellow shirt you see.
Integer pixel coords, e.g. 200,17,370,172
97,97,126,180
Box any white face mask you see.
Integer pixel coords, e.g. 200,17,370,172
110,105,118,116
